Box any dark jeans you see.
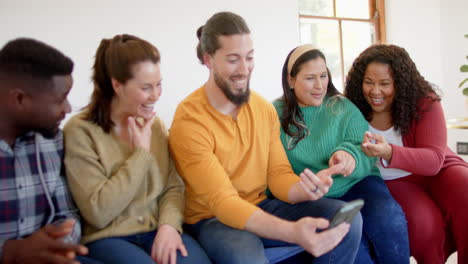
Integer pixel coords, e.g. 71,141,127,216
85,230,211,264
340,176,410,264
186,198,362,264
76,256,104,264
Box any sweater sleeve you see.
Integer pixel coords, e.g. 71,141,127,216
333,100,378,179
64,118,154,229
169,117,258,230
154,119,185,233
266,104,301,202
388,99,446,175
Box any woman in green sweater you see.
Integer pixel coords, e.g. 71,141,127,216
273,44,409,263
63,34,210,264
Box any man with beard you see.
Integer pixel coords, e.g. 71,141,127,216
169,12,361,264
0,38,98,264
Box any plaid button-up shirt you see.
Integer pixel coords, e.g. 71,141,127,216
0,131,80,257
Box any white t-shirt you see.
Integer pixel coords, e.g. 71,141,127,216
368,125,411,181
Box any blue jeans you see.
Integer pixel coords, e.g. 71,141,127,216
186,198,362,264
85,230,211,264
339,176,410,264
76,256,104,264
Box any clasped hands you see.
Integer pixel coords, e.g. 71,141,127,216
2,219,88,264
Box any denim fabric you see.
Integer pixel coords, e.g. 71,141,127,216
340,176,410,264
86,230,211,264
76,255,104,264
187,198,362,264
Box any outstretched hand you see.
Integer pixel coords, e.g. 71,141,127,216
328,150,355,177
297,166,340,200
361,131,393,161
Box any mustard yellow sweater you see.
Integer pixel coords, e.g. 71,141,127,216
169,85,300,229
64,113,184,244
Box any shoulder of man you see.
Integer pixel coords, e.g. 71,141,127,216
247,91,277,114
30,130,64,153
172,87,206,121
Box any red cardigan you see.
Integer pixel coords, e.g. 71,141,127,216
387,97,468,176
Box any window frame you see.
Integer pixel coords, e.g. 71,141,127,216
298,0,386,85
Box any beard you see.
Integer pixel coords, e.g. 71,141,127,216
214,72,251,106
34,126,60,139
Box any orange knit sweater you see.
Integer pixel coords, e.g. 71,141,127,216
169,85,299,229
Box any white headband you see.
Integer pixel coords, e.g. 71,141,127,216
287,44,317,76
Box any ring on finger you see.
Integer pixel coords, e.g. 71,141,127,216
311,185,319,192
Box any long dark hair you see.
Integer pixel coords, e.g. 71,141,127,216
85,34,160,133
280,48,340,148
344,44,440,136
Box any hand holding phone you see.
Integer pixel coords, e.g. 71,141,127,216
51,218,77,243
328,199,364,229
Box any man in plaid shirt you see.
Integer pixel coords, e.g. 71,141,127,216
0,38,99,264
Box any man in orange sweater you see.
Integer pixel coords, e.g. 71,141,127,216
169,11,361,264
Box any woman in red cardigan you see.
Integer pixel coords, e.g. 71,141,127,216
344,44,468,264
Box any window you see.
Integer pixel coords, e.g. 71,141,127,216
298,0,386,91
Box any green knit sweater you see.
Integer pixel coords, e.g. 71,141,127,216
273,96,380,198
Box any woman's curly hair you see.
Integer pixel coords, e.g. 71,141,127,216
344,44,440,136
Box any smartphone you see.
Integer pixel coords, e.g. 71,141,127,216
52,218,78,244
328,199,364,229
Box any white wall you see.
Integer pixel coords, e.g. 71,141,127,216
386,0,468,160
440,0,468,161
386,0,443,88
440,0,468,119
0,0,300,127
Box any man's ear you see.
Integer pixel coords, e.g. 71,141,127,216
204,53,213,69
9,88,31,111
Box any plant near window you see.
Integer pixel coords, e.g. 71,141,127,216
460,34,468,96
